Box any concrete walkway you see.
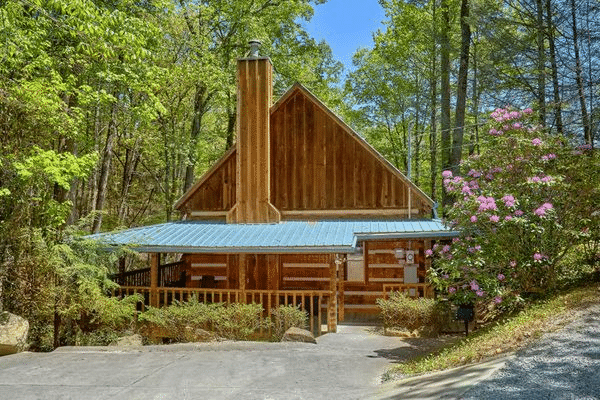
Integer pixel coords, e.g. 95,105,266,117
0,325,458,400
0,324,512,400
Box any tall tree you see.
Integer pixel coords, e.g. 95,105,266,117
450,0,471,177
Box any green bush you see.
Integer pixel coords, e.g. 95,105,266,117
212,303,266,340
270,305,308,340
139,299,268,342
377,292,441,335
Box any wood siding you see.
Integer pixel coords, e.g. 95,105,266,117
232,57,280,223
179,150,236,216
343,239,428,314
270,87,431,217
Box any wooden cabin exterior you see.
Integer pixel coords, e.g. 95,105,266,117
100,44,456,333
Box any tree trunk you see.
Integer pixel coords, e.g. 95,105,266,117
535,0,547,126
92,102,117,233
430,0,438,202
440,0,452,209
117,136,141,225
571,0,591,143
470,33,480,156
226,96,236,149
451,0,471,176
184,83,211,192
545,0,563,134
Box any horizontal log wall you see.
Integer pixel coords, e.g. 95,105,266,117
343,239,429,314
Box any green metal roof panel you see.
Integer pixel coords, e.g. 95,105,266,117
88,219,457,253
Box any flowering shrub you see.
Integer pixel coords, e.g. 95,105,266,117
429,107,599,310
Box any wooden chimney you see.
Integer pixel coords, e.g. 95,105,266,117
228,40,280,223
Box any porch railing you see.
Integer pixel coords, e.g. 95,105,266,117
112,261,186,287
112,286,334,335
383,283,434,299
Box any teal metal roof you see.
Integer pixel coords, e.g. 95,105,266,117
88,219,457,253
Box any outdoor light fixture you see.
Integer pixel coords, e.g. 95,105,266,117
405,250,415,264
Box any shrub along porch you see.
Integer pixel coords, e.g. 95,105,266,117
92,42,457,335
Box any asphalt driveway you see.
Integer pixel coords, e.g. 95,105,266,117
0,325,453,400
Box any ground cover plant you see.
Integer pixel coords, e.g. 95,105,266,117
139,299,309,342
377,292,442,336
385,284,600,379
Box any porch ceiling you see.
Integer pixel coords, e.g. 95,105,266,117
87,219,458,254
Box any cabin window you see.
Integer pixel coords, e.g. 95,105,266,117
346,254,365,282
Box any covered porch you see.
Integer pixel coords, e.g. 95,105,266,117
95,219,458,334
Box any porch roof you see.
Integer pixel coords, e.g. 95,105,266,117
88,219,458,254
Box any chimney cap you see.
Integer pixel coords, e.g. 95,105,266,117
248,40,261,57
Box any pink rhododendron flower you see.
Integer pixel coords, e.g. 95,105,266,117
534,202,553,217
532,138,542,146
470,215,478,223
514,210,524,216
442,245,451,253
512,122,522,129
523,108,533,114
497,274,505,281
468,169,481,178
469,180,480,189
501,195,516,207
442,170,453,178
476,290,485,297
494,296,502,304
490,215,500,223
425,249,433,257
533,252,545,261
448,287,456,294
478,196,498,212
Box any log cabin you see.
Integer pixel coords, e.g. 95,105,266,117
93,41,457,333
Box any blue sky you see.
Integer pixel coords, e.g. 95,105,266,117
304,0,385,72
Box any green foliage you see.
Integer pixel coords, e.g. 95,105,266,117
270,305,308,341
429,107,600,313
377,292,442,335
392,285,600,376
139,299,268,341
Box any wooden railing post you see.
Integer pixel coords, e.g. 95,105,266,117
328,255,338,333
150,253,159,308
335,254,345,322
239,254,246,304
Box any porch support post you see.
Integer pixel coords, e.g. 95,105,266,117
150,252,159,307
118,257,126,285
239,254,246,304
424,239,433,298
335,254,345,322
328,254,338,333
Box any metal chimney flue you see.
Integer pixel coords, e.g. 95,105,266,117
248,40,261,58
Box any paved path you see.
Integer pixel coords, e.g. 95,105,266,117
459,304,600,400
375,302,600,400
0,325,452,400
